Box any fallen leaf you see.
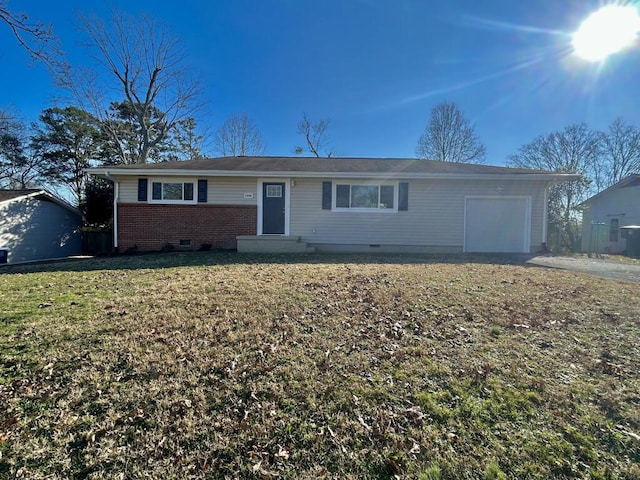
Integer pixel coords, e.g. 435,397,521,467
357,415,371,430
617,426,640,441
275,445,290,460
385,458,401,476
4,416,18,427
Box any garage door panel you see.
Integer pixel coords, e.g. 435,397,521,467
465,197,530,253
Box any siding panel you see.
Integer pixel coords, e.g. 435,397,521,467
0,198,82,262
581,185,640,253
119,176,258,205
290,178,548,251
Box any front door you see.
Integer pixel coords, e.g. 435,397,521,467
262,182,285,234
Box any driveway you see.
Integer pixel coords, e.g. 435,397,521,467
526,255,640,283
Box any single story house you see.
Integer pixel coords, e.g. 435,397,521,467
0,189,83,263
87,156,579,254
581,175,640,255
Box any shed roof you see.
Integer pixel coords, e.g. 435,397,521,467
0,189,81,216
0,189,42,203
581,174,640,206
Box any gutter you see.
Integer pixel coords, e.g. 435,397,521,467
86,168,582,182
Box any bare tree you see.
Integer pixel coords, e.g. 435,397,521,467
68,10,202,164
0,1,65,72
214,113,265,157
507,124,600,251
0,112,26,187
416,102,486,164
295,113,332,157
0,112,44,189
594,118,640,190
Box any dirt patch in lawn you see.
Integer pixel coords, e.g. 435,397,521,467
1,253,639,479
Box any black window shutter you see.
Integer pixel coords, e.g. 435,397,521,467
322,181,332,209
138,178,148,201
398,182,409,211
198,179,208,203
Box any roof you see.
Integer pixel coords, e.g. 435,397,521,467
0,189,82,216
87,156,581,181
582,174,640,205
0,189,42,203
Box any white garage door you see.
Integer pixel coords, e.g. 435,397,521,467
464,196,531,253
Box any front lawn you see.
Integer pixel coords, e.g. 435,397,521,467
1,253,639,479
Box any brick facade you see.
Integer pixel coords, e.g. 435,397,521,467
117,203,257,252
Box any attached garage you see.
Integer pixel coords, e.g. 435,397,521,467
464,196,531,253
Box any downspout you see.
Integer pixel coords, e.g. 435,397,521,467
542,184,549,243
113,181,119,252
542,184,549,247
105,172,119,252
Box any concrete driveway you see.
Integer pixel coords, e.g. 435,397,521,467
526,255,640,283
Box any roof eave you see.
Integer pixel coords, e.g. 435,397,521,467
0,190,82,216
582,175,640,206
86,167,580,182
0,190,48,206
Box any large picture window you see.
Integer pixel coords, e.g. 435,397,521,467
151,181,195,203
334,183,396,210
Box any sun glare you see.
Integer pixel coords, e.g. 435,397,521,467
572,5,640,61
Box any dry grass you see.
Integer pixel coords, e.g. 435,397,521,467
1,253,639,479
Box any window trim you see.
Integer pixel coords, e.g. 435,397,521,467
609,218,620,242
331,181,399,212
148,179,198,204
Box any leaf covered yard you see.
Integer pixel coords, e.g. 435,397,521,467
1,254,639,479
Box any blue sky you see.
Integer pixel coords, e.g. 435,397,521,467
1,0,639,165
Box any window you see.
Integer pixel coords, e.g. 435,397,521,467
610,218,619,242
266,185,283,197
151,181,195,202
334,183,396,210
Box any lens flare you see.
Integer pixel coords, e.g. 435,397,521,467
572,5,640,61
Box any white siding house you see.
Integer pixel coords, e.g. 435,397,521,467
0,190,83,263
581,175,640,255
87,157,579,255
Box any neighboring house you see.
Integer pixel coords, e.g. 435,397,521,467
87,156,579,254
0,189,83,263
581,175,640,255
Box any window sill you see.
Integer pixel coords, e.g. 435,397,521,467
331,207,398,213
147,200,199,205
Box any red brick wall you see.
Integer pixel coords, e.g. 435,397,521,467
117,203,257,252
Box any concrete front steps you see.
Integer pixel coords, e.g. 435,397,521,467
236,235,316,253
